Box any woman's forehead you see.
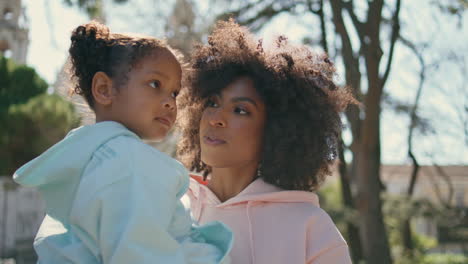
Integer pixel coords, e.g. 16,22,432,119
220,77,259,97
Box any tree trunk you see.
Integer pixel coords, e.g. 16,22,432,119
400,35,425,254
338,138,363,263
402,151,419,253
329,0,393,262
355,104,392,263
356,22,393,261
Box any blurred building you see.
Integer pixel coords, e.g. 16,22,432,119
0,0,28,64
381,165,467,254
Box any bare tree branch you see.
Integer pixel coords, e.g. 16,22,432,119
307,0,329,53
434,165,455,206
342,0,365,42
426,165,455,208
329,1,362,140
216,0,300,32
380,0,401,87
337,137,363,263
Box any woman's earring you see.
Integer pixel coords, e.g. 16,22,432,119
256,163,262,178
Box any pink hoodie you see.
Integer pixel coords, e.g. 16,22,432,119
183,175,352,264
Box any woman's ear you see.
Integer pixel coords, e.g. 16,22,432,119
91,72,114,106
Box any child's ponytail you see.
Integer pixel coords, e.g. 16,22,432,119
68,20,178,110
69,21,112,108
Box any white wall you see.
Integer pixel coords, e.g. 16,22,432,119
0,176,44,259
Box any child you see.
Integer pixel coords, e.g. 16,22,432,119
13,21,232,264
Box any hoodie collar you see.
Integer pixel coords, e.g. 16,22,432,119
189,175,320,208
13,121,138,220
188,175,321,264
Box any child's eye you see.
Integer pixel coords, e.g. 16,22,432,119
171,90,180,98
149,80,161,89
234,107,249,115
205,99,219,108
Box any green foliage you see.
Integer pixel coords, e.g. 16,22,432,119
317,182,359,242
383,194,437,263
421,253,468,264
0,94,81,175
435,0,468,15
0,56,48,112
0,55,10,92
391,230,438,264
398,251,468,264
0,56,80,175
318,182,467,263
62,0,128,18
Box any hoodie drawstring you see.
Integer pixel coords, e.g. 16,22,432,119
195,187,204,221
246,201,255,263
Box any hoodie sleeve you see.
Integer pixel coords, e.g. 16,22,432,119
68,137,187,263
305,209,352,264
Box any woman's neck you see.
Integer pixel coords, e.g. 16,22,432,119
207,163,258,202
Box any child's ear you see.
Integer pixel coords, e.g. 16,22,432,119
91,72,114,106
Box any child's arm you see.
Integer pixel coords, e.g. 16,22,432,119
68,138,187,263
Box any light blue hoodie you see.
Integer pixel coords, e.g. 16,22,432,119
13,121,232,264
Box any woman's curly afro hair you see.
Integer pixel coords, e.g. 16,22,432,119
177,19,356,191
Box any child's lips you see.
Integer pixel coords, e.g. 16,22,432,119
155,117,171,127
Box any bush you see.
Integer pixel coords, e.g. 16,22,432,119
421,253,468,264
0,56,48,112
0,94,80,175
0,55,80,175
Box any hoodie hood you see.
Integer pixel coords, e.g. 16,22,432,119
188,175,320,208
185,175,329,264
13,121,138,220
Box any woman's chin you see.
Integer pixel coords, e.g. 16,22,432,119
201,158,230,169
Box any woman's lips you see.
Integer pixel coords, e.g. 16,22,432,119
203,135,226,145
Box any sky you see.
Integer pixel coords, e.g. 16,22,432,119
17,0,468,165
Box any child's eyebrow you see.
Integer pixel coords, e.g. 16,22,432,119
146,70,169,80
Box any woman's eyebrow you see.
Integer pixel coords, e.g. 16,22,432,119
231,97,258,108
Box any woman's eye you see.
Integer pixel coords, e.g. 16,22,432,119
149,80,161,89
234,107,248,115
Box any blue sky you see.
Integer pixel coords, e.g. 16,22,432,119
22,0,467,165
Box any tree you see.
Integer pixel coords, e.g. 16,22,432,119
61,0,128,20
214,1,402,262
0,56,48,112
210,0,466,262
0,56,80,175
384,1,467,253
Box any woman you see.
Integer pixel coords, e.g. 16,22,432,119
178,20,355,264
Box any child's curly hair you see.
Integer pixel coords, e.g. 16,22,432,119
68,20,183,109
177,19,356,191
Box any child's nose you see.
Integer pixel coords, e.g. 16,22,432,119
163,97,176,111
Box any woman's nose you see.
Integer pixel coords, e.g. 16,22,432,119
208,109,226,128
